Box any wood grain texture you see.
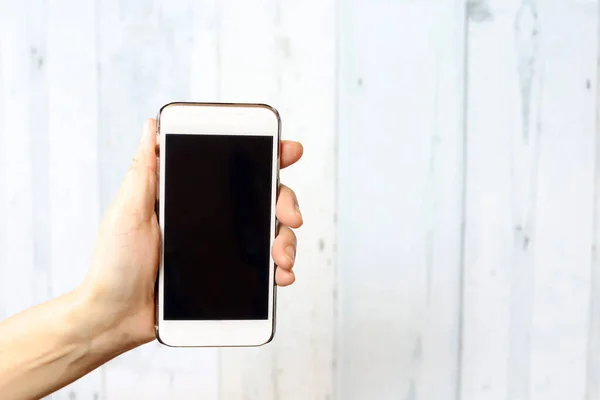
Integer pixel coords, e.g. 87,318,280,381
528,3,596,398
337,1,466,399
46,0,104,397
1,0,599,399
589,2,600,397
461,1,598,399
0,0,39,322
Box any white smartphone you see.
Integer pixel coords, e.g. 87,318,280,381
155,102,280,347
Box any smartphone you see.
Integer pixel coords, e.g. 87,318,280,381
155,102,280,347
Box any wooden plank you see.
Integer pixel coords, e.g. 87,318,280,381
45,0,103,397
96,0,219,398
529,4,596,398
0,1,37,321
461,3,529,397
337,1,466,399
0,0,6,322
27,0,53,309
461,1,598,399
589,2,600,398
217,0,336,399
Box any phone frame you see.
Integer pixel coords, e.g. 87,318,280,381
155,102,280,347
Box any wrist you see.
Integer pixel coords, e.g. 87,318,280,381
67,288,141,361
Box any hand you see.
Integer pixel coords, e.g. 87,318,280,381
80,119,303,348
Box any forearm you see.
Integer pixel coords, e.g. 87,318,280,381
0,290,133,400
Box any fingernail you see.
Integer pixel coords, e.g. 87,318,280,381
285,246,296,264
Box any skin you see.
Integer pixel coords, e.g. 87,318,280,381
0,119,303,400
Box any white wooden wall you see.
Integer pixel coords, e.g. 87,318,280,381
0,0,598,399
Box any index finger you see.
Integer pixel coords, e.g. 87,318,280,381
281,141,303,169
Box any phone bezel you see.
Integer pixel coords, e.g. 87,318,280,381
155,102,280,347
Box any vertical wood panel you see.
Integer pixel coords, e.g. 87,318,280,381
0,0,6,322
0,0,37,321
529,4,596,398
461,3,530,397
28,0,52,309
588,3,600,397
337,1,466,399
218,0,336,399
46,0,103,397
461,1,598,399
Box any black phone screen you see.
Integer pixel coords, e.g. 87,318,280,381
163,133,274,321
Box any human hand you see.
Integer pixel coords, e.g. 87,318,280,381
79,119,303,349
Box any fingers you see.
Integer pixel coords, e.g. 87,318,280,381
280,141,303,169
276,184,303,229
273,225,297,287
276,141,302,288
276,268,295,287
272,225,297,270
273,186,301,287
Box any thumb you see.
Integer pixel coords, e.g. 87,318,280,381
114,119,158,221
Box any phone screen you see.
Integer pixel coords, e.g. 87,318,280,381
163,133,274,321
